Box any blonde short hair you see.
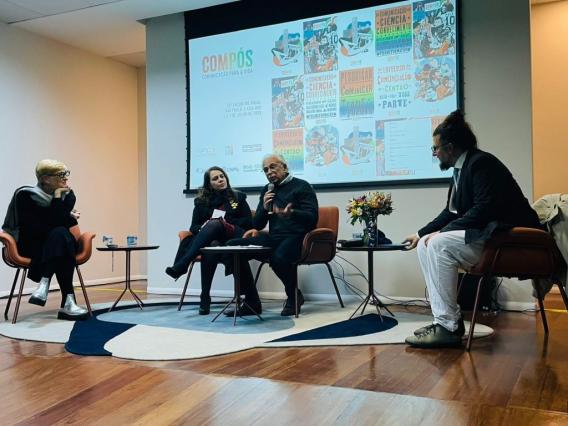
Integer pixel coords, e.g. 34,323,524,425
35,159,67,179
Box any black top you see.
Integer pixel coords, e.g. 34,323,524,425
418,149,541,243
16,190,78,258
253,176,319,238
189,189,252,235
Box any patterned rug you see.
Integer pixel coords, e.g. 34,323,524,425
0,299,493,360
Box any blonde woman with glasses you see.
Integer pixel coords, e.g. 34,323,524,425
2,159,88,320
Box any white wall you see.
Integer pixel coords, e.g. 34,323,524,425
146,0,535,307
0,22,143,296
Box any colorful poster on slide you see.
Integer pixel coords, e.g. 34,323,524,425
272,76,304,129
303,17,339,74
305,125,339,167
375,5,412,56
273,129,304,173
413,0,456,59
339,17,373,57
340,67,374,119
271,29,302,67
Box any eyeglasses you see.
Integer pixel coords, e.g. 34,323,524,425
431,143,451,154
47,170,71,179
262,163,283,173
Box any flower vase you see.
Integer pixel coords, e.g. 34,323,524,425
363,216,379,247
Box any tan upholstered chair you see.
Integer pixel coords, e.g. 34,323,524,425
0,225,94,323
462,227,568,351
253,206,344,317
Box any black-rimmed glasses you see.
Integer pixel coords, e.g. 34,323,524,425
47,170,71,179
431,143,451,154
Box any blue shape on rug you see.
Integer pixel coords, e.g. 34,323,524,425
269,313,398,342
65,316,134,356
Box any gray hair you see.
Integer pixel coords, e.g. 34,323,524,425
262,153,287,167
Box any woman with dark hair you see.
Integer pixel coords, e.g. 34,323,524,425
165,166,252,314
2,159,88,320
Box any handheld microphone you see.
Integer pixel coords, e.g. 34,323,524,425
267,183,275,215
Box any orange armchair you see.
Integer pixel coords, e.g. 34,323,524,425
253,206,344,317
461,227,568,351
0,225,94,323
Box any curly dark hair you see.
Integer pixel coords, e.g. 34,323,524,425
196,166,235,204
433,109,477,151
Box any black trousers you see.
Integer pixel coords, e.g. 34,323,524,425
29,227,77,307
173,220,245,298
200,250,258,304
222,233,305,302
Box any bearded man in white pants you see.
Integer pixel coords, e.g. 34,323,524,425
403,110,541,348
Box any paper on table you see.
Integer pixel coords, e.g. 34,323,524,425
211,209,226,219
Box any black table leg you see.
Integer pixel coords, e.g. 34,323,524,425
212,252,263,325
350,249,394,320
236,252,263,323
108,249,144,312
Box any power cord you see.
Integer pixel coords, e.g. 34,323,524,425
332,255,431,308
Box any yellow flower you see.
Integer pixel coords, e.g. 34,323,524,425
346,191,393,226
230,201,238,210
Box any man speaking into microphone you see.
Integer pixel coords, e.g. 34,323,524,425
225,153,319,316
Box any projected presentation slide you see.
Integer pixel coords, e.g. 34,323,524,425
188,0,458,189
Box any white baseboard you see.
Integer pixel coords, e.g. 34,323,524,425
0,275,147,299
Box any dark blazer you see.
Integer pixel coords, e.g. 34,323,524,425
16,190,78,258
189,189,252,235
418,149,540,243
253,176,318,239
15,190,78,282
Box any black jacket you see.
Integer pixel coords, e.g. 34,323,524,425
189,189,252,235
418,149,540,243
16,190,78,258
254,176,318,238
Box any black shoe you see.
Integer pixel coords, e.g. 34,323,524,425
405,324,463,348
414,315,465,336
224,303,262,317
57,311,89,321
165,266,183,280
29,295,47,307
199,296,210,315
281,291,305,316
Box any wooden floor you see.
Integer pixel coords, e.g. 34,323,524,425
1,282,567,425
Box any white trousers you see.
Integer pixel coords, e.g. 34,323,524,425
417,230,485,331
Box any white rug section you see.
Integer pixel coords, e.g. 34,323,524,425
0,310,75,343
0,298,171,344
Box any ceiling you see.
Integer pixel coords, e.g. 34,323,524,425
0,0,238,67
0,0,563,68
